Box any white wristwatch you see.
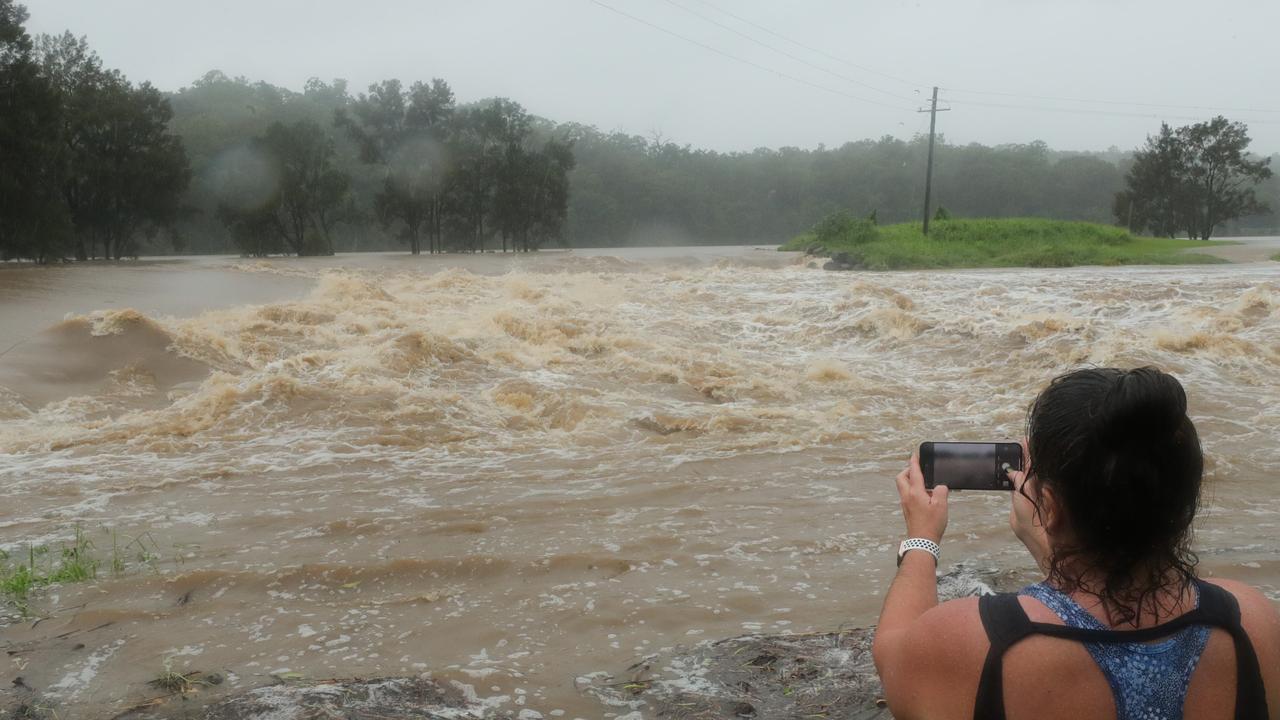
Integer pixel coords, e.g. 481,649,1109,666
897,538,941,566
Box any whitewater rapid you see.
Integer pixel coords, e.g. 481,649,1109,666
0,249,1277,717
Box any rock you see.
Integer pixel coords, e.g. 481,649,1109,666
584,630,889,719
580,564,1028,719
823,252,859,271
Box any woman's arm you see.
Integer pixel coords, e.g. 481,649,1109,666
872,453,949,711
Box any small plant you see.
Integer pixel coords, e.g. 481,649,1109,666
12,702,55,720
47,526,98,584
151,659,197,695
1,526,162,616
111,530,161,576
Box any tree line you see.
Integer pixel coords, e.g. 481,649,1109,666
155,77,1280,251
4,0,1277,262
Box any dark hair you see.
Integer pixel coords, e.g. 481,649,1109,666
1024,367,1202,627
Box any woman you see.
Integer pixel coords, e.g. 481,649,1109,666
872,367,1280,720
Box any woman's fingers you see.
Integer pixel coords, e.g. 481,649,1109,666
930,483,949,506
895,464,911,499
908,452,926,489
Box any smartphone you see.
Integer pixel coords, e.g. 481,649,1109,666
918,441,1023,491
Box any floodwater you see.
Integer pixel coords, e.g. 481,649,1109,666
1,245,1278,718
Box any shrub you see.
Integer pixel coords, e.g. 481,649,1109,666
813,211,879,246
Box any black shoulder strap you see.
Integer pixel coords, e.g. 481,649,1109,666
1194,580,1271,720
971,582,1270,720
973,593,1035,720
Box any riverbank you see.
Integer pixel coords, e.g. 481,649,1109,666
780,218,1230,269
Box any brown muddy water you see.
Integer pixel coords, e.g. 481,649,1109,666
1,246,1278,718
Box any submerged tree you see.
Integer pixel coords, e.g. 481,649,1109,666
450,99,530,252
217,120,349,256
337,78,454,254
493,138,575,252
1117,117,1272,240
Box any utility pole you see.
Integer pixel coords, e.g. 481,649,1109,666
919,86,950,235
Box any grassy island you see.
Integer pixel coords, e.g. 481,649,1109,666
780,216,1228,270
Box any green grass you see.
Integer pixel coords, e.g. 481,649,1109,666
780,217,1230,270
0,527,160,616
1271,252,1280,262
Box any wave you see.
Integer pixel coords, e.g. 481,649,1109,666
1,266,1277,471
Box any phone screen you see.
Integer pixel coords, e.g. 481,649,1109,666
920,441,1020,491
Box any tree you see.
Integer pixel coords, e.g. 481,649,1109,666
1178,117,1272,240
0,1,71,262
337,78,454,254
217,120,349,256
169,72,358,254
493,137,575,251
1117,118,1272,240
36,31,191,259
447,99,531,252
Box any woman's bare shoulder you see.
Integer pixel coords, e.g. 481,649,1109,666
916,596,989,649
1201,578,1280,624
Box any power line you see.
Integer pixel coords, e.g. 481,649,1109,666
943,86,1280,116
690,0,927,90
659,0,921,105
587,0,916,113
687,1,1280,121
941,96,1280,125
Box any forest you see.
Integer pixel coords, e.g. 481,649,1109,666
2,0,1278,261
164,77,1280,254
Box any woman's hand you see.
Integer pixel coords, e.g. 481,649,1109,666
895,452,948,542
1007,442,1051,572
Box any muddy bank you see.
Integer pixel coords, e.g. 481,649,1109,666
0,567,1020,719
7,676,490,720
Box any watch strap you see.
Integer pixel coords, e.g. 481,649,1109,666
897,537,941,566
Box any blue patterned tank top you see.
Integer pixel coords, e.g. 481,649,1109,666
1019,583,1211,720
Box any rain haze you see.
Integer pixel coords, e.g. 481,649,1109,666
21,0,1280,153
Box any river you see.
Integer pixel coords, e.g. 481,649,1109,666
1,245,1278,718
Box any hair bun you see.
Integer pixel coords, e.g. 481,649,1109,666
1098,367,1187,446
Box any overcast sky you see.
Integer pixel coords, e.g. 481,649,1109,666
22,0,1280,154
